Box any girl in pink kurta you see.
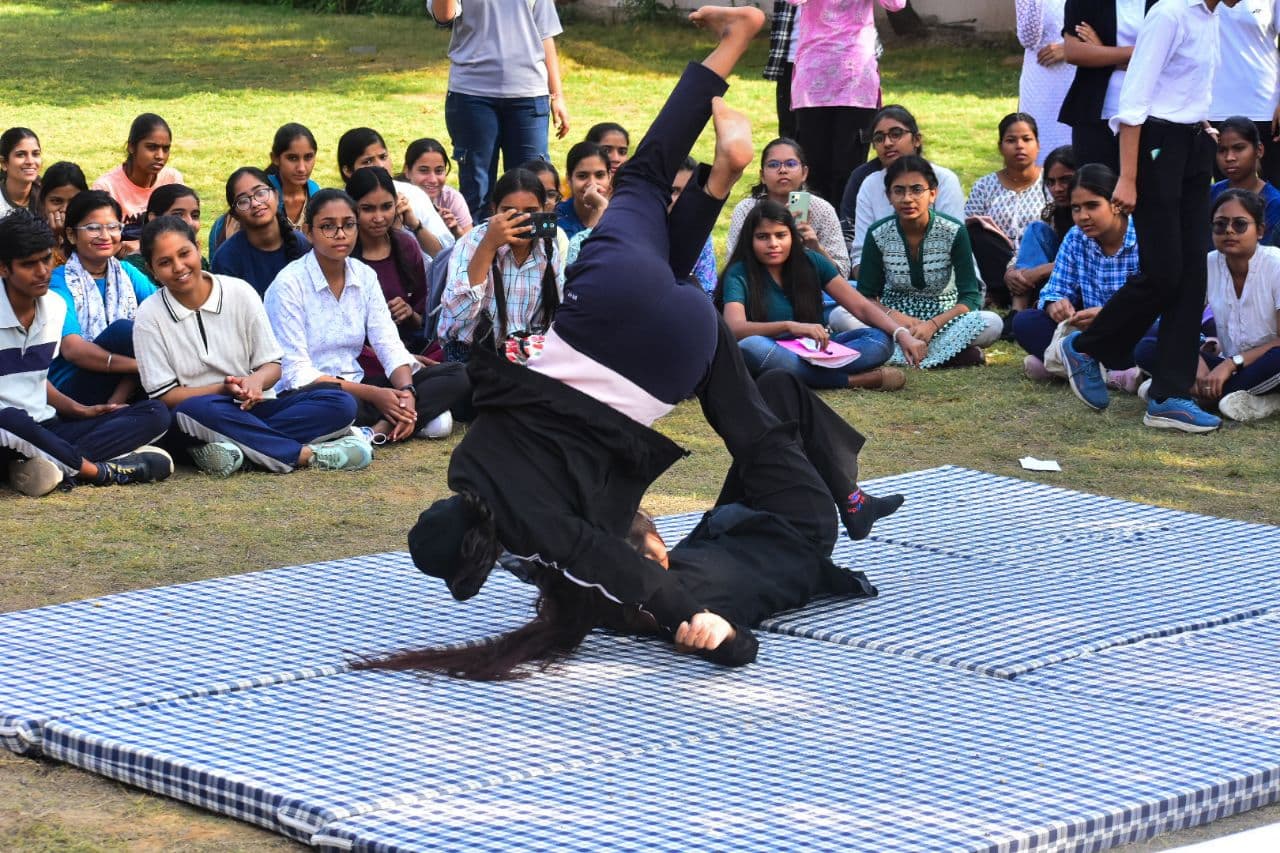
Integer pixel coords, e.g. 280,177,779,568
788,0,904,205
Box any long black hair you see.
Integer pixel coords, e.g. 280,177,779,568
265,123,317,179
715,199,823,324
38,161,87,208
336,127,387,180
354,496,649,681
124,113,171,170
488,168,560,339
224,166,303,263
145,184,199,221
346,166,418,299
402,137,451,178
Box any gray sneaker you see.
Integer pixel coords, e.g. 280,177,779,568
7,455,64,497
1218,390,1280,423
308,435,373,471
189,441,245,477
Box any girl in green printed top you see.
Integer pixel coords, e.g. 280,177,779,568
859,155,1004,368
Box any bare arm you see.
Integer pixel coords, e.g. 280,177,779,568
544,37,570,140
722,301,824,344
59,334,137,374
430,0,458,23
1063,34,1132,69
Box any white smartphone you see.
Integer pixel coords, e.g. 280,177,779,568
788,190,811,226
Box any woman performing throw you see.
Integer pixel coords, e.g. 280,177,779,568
376,7,905,670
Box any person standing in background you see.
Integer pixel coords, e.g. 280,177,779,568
788,0,906,205
1016,0,1073,163
1210,0,1280,186
429,0,570,220
763,0,799,139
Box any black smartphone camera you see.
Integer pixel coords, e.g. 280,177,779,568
528,212,559,239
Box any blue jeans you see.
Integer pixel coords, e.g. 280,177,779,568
445,91,550,218
738,328,893,389
57,318,137,406
1015,221,1060,269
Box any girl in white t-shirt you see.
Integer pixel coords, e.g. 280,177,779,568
1134,189,1280,421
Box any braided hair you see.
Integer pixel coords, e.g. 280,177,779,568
224,166,303,263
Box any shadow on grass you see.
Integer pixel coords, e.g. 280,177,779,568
9,2,1014,109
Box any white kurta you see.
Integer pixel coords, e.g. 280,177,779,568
1016,0,1073,164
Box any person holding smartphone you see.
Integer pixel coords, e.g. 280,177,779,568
437,168,564,364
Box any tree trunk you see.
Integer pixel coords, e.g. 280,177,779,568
885,1,928,38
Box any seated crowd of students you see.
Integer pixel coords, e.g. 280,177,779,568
2,87,1278,496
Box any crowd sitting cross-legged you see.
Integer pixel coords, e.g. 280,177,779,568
2,0,1278,511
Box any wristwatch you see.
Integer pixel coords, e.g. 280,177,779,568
1232,354,1245,372
397,384,418,399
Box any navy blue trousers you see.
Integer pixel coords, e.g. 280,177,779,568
0,400,171,477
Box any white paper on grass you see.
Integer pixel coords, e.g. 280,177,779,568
1019,457,1062,472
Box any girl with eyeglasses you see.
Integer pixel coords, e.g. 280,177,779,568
717,199,925,391
211,167,310,297
1014,163,1141,390
0,128,42,220
91,114,182,251
38,162,87,265
556,141,611,239
847,107,964,279
1210,117,1280,246
438,168,563,365
47,191,157,405
1133,189,1280,422
336,127,454,259
403,138,472,240
858,156,1003,369
208,124,321,256
265,190,470,444
133,215,370,477
965,112,1052,312
726,138,850,278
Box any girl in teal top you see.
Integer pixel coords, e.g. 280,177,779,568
717,200,926,390
859,155,1004,368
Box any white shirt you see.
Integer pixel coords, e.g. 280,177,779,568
1111,0,1222,133
264,252,417,392
0,283,65,422
394,180,455,256
1102,0,1146,120
1210,0,1280,121
133,274,283,400
1207,246,1280,358
851,162,965,268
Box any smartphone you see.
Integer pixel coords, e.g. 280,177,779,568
528,212,559,239
788,190,811,226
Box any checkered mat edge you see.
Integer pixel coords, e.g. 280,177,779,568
39,633,1280,850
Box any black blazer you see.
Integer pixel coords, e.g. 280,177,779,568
1058,0,1159,127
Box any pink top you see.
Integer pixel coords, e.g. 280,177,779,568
435,184,473,232
92,163,185,224
787,0,905,110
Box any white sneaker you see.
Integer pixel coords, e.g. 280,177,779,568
417,410,454,439
7,455,64,497
1137,378,1152,403
1218,390,1280,422
188,441,245,477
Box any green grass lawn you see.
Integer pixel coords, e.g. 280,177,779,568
0,1,1277,849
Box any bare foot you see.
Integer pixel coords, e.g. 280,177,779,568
689,5,766,44
705,97,754,199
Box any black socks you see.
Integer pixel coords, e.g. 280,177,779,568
842,488,904,541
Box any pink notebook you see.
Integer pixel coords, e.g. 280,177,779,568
778,338,861,369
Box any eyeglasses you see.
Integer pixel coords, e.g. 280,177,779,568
890,184,930,199
75,222,123,237
871,127,911,146
316,219,357,237
765,158,802,171
1212,217,1254,235
233,186,274,212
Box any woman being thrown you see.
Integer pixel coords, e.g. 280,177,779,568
372,7,901,668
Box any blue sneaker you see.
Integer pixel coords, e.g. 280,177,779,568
1058,331,1109,411
1143,396,1222,433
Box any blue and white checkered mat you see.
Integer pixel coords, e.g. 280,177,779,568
41,633,1280,852
4,465,1279,851
771,466,1280,678
0,552,539,754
